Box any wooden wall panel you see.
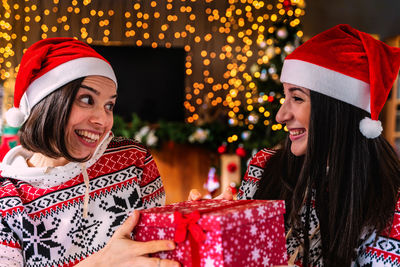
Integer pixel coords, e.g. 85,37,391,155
151,142,219,204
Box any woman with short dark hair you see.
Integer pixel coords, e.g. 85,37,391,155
19,77,85,162
0,38,178,267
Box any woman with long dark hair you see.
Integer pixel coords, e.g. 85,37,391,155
237,24,400,266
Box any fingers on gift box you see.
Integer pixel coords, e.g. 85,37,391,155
133,199,287,267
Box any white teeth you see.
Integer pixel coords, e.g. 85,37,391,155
76,130,100,143
290,129,305,136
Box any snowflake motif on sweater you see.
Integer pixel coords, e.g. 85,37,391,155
238,149,400,267
0,137,165,267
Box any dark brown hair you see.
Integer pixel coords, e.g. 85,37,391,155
254,90,400,266
19,77,88,162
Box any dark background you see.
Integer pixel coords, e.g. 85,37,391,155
92,45,185,123
302,0,400,39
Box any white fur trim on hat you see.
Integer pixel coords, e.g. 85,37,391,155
26,57,117,109
9,57,117,127
359,117,382,139
280,59,371,113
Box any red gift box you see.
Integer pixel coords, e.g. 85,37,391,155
133,199,287,267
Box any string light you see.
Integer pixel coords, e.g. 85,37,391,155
1,0,304,126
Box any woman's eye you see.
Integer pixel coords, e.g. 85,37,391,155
105,103,114,111
293,96,303,102
79,95,93,105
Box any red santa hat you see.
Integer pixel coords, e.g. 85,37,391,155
280,24,400,138
6,37,117,127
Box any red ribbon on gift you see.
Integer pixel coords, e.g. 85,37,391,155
173,200,253,267
174,210,206,243
174,210,205,267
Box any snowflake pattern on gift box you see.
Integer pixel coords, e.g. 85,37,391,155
215,243,222,253
262,255,270,267
204,256,215,267
134,199,287,267
157,229,166,239
252,248,261,261
250,225,258,236
225,252,232,264
176,250,184,260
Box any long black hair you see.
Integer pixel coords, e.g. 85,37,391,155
254,90,400,266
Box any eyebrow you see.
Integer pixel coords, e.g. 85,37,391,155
80,84,117,99
288,87,309,95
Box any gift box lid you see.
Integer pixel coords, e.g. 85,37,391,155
137,199,285,231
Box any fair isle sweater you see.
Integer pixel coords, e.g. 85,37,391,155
238,149,400,267
0,135,165,267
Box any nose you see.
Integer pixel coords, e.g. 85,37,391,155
89,106,108,127
275,100,291,124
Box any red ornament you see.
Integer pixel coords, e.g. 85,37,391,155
283,0,292,11
227,162,238,173
268,96,274,102
236,147,246,157
217,145,227,154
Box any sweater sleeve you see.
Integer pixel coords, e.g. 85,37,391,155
0,244,23,267
0,217,23,267
353,197,400,265
139,150,166,208
237,149,275,200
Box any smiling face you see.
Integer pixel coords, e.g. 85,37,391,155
276,83,311,156
65,75,117,159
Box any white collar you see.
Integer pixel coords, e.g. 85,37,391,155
0,132,113,188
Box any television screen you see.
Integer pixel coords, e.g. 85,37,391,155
91,45,185,123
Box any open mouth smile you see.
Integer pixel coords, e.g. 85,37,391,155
75,130,101,143
288,128,306,141
289,129,305,136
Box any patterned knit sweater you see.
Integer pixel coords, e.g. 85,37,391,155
238,148,400,266
0,135,165,266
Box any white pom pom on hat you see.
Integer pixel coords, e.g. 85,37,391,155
6,37,117,127
5,107,26,128
280,24,400,139
359,117,383,139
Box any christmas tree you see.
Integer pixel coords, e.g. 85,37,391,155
223,0,305,152
111,0,306,157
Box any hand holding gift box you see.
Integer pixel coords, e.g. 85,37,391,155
133,199,287,267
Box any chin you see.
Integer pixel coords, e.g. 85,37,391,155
70,151,93,160
290,147,306,157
